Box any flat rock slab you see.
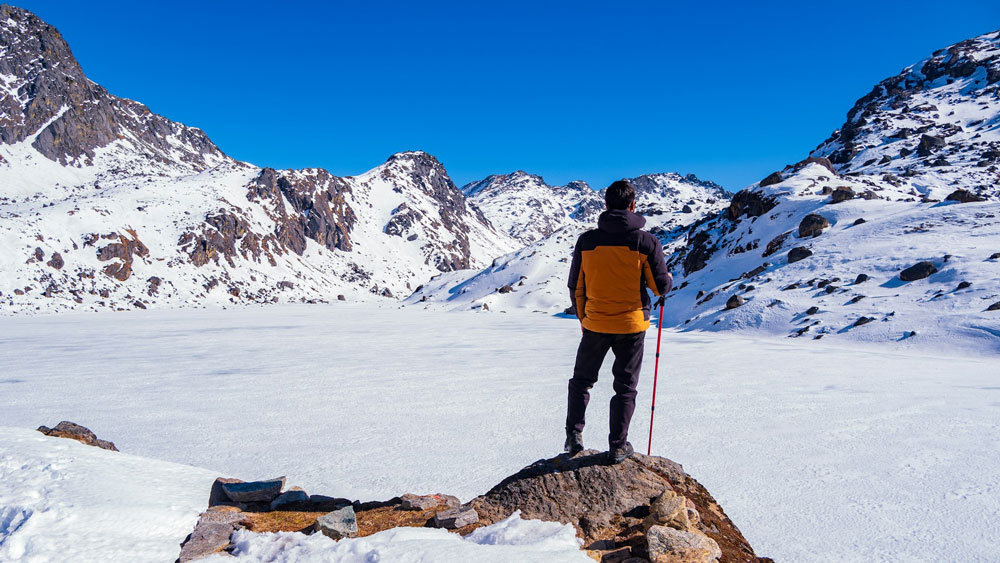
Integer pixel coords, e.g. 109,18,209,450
315,506,358,540
433,506,479,529
469,450,763,562
178,507,247,562
400,493,460,511
222,477,285,503
270,489,309,510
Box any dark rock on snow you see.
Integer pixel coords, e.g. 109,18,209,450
221,478,286,503
798,214,831,237
945,189,986,203
899,261,938,281
788,247,813,263
806,306,820,315
830,186,855,203
725,295,745,310
855,273,869,284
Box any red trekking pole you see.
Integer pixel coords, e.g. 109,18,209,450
647,295,665,456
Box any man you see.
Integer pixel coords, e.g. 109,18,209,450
565,179,672,463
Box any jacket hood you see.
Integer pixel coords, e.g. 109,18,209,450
598,209,646,233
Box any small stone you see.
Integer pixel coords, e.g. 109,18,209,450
854,317,874,327
788,247,813,263
854,218,866,226
222,477,285,503
498,284,513,294
337,294,346,301
989,252,1000,260
825,285,838,294
855,274,869,284
696,290,706,299
848,295,865,304
681,204,693,213
433,506,479,529
899,261,937,282
315,506,358,540
400,493,460,511
36,421,118,451
646,525,721,563
806,306,819,315
956,281,971,291
642,490,699,533
782,283,799,291
270,489,309,511
987,302,1000,312
725,295,745,310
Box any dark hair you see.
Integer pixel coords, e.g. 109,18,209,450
605,180,635,210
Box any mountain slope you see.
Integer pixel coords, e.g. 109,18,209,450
408,173,730,312
0,5,518,314
660,31,1000,350
810,29,1000,200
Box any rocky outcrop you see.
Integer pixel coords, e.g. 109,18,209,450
36,421,118,451
469,450,763,562
0,5,226,170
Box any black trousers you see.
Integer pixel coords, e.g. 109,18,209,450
566,329,644,449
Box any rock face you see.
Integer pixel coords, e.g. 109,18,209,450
0,5,226,170
36,421,118,451
468,450,763,562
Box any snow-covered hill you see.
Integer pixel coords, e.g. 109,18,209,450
0,5,518,314
409,173,730,312
811,29,1000,199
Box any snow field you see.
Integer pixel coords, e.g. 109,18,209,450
0,305,998,561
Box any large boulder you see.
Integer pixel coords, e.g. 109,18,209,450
468,450,763,562
945,189,986,203
830,186,855,203
798,214,831,238
788,247,813,263
899,261,938,281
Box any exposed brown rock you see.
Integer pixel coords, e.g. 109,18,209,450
798,214,830,237
468,450,762,562
37,421,118,451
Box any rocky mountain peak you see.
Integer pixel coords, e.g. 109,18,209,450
0,4,227,172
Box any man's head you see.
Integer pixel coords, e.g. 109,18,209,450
605,180,636,211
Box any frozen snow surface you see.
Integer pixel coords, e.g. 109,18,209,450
1,305,999,562
206,511,587,563
0,426,218,562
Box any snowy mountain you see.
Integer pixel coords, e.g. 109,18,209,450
409,173,729,311
811,29,1000,200
0,5,517,314
660,30,1000,349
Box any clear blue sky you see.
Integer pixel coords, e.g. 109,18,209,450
16,1,1000,191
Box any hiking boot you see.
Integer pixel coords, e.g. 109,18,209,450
607,442,634,464
564,430,584,455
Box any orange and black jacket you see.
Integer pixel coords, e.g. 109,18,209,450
568,209,673,334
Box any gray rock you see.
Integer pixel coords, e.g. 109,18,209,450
433,506,479,529
855,273,869,284
725,295,744,310
178,508,247,562
222,477,285,503
400,493,460,511
270,489,309,511
806,306,819,315
314,506,358,540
